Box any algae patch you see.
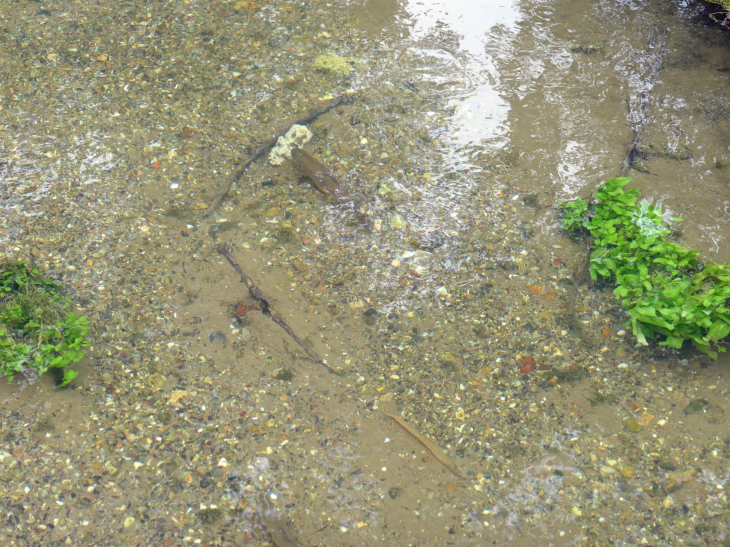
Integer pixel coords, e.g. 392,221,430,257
314,54,359,75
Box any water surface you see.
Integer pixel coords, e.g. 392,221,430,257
2,0,730,545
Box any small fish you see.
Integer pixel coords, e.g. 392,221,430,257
291,148,370,229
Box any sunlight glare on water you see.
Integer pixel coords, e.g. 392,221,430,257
402,0,520,152
353,0,522,167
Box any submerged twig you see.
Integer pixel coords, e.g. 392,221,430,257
203,95,354,217
217,244,338,375
383,410,463,478
620,28,667,177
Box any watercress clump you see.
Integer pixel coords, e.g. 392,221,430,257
0,261,89,386
559,177,730,358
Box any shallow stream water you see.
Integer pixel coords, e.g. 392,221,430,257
2,0,730,546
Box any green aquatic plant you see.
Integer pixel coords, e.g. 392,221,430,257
0,261,89,386
559,177,730,358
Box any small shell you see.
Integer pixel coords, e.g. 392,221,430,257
146,373,166,389
209,331,227,347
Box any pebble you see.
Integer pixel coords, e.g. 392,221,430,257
520,356,536,374
619,465,635,478
600,465,617,475
475,325,489,339
146,373,166,389
440,352,458,369
389,213,407,229
292,259,308,272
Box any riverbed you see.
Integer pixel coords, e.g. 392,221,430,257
2,0,730,545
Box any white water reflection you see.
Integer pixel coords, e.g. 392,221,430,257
405,0,520,151
354,0,521,155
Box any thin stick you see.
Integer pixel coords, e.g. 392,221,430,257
217,244,338,375
202,95,354,217
383,410,463,478
620,28,667,177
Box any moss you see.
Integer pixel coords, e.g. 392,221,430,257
163,206,193,219
197,507,226,525
33,417,55,433
551,367,586,383
274,368,293,381
158,410,172,425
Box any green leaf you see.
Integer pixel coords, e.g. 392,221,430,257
661,285,682,300
635,306,656,317
707,320,730,341
615,285,629,298
59,369,78,388
631,318,648,345
660,335,685,349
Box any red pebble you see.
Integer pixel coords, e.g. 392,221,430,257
520,356,536,374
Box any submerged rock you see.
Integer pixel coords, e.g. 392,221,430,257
314,53,357,75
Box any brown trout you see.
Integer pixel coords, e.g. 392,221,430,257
291,148,370,229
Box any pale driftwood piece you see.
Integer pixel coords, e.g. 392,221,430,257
383,410,463,478
202,96,353,217
217,244,338,375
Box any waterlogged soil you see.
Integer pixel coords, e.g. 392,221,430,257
2,0,730,546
